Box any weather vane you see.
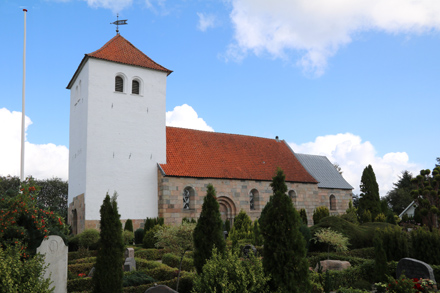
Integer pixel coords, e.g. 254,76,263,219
110,14,128,35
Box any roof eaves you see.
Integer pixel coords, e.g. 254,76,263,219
282,140,319,184
157,163,166,176
67,55,89,89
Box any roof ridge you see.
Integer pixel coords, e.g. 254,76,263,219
166,126,282,141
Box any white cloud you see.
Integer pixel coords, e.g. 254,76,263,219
289,133,421,196
84,0,132,12
0,108,68,180
166,104,214,132
197,12,217,32
228,0,440,76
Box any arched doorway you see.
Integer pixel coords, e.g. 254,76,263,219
217,196,237,225
72,209,78,235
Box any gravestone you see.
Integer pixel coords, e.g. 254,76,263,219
314,260,351,272
125,247,135,258
144,285,178,293
36,235,68,293
396,258,436,282
124,257,136,271
88,267,95,277
242,244,257,257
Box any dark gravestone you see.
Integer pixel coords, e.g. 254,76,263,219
144,285,178,293
396,258,436,282
242,244,257,258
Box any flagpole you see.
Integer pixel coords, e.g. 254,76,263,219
21,9,27,182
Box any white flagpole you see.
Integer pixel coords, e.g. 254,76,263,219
20,9,27,182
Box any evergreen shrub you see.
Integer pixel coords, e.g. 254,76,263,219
68,250,97,261
69,256,96,265
378,226,408,261
136,248,167,260
143,217,164,233
142,225,162,248
67,277,93,292
410,227,440,265
79,229,100,250
229,209,253,246
374,235,387,282
123,230,134,245
122,271,155,287
68,262,95,276
162,253,194,272
145,265,179,281
374,213,386,222
134,228,144,245
135,258,165,271
124,219,133,232
300,208,308,225
313,206,330,225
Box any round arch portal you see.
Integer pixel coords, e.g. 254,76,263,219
217,196,237,225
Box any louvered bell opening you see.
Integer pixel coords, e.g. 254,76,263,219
115,76,123,92
132,80,140,94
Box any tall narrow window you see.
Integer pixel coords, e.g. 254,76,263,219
183,187,195,210
330,194,336,210
289,190,297,206
249,189,259,210
115,76,123,92
132,80,140,94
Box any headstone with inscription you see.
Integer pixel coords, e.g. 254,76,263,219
396,258,436,282
36,235,68,293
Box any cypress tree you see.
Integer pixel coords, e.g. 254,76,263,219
374,235,387,282
93,193,124,293
124,219,133,232
359,165,381,220
193,184,225,274
260,168,311,293
299,208,308,225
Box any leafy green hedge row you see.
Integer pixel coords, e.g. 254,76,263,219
68,263,94,276
308,252,369,268
122,272,195,293
135,258,164,271
68,250,97,261
67,277,93,292
161,253,194,271
143,265,179,281
135,248,168,260
68,257,96,265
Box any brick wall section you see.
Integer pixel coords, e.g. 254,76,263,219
158,172,352,226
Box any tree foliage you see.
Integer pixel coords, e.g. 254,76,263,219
229,209,253,246
192,247,270,293
93,193,124,293
0,176,68,220
193,184,225,274
260,168,311,293
359,165,381,221
385,171,414,215
313,227,349,259
313,206,330,225
299,208,308,225
0,178,69,254
374,235,387,282
410,166,440,230
124,219,133,232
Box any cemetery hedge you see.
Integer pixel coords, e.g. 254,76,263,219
161,252,194,271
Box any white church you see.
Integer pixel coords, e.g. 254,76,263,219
67,34,353,234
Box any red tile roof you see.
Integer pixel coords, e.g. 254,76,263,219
160,127,318,183
67,34,171,89
87,34,172,75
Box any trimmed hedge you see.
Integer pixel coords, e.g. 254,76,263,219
69,257,96,265
68,250,97,261
68,263,95,276
122,272,195,293
162,253,194,272
145,265,179,281
135,248,168,260
135,258,165,271
67,277,93,292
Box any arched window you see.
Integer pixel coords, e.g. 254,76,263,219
330,194,336,210
289,190,297,206
132,80,140,94
183,187,195,210
115,76,124,92
249,189,259,210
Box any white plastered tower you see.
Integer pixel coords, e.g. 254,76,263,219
67,34,172,233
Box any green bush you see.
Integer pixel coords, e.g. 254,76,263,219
229,209,253,246
134,228,144,245
378,226,409,261
192,248,270,293
69,256,96,265
145,265,179,281
0,243,52,292
135,248,167,260
300,208,308,225
410,227,440,265
136,258,165,271
142,225,162,248
124,219,133,232
162,253,194,272
67,277,93,292
79,229,100,250
143,217,164,233
362,210,372,223
374,213,386,222
68,262,95,276
313,206,330,225
123,230,134,245
159,271,196,293
68,250,97,261
122,271,155,287
374,236,387,282
68,234,81,252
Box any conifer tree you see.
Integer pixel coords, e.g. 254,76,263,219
229,209,253,246
359,165,381,220
93,193,124,293
193,184,225,274
374,235,387,282
124,219,133,232
260,168,311,293
299,208,308,225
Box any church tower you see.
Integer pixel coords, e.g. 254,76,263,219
67,35,172,233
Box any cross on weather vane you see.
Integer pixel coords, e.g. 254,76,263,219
111,14,127,35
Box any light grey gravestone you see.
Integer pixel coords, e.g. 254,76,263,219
124,257,136,272
36,235,68,293
396,258,436,282
125,247,135,258
144,285,178,293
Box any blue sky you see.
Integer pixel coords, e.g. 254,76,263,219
1,0,439,196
